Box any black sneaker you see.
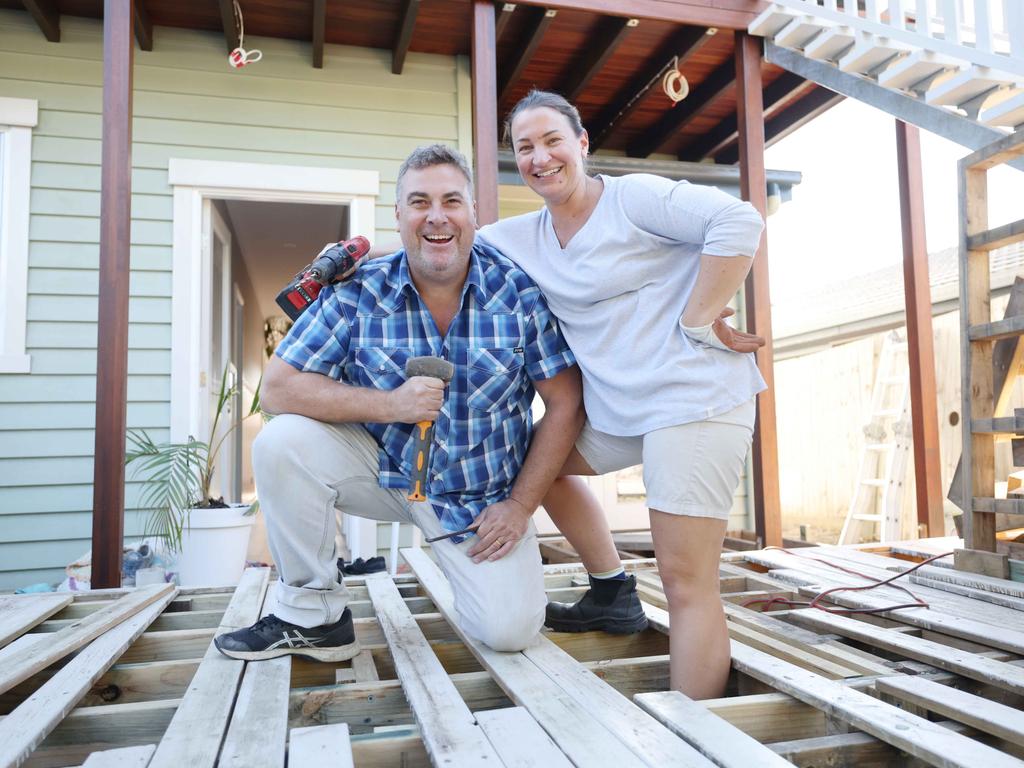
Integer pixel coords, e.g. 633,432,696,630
545,574,649,634
214,609,360,662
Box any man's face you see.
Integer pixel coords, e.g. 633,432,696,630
396,164,477,286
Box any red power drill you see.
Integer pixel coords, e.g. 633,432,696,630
275,236,371,321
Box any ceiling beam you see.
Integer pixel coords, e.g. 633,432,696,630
588,26,712,152
679,71,809,161
134,0,153,51
495,1,516,41
21,0,60,42
392,0,421,75
217,0,240,53
561,17,637,103
716,85,844,164
497,6,557,106
512,0,766,30
312,0,326,68
625,59,735,158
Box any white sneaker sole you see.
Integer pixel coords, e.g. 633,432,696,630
216,639,361,663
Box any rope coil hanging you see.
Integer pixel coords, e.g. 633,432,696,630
228,0,263,69
661,56,689,105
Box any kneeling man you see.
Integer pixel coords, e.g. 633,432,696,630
216,144,582,660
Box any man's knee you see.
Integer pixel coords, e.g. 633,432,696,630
252,414,315,471
461,604,544,652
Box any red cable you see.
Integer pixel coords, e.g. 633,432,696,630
740,549,956,616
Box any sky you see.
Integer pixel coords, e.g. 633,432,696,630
763,98,1024,303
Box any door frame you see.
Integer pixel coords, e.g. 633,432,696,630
168,158,379,443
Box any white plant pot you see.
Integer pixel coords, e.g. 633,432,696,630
174,504,255,587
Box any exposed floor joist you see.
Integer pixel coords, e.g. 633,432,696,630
391,0,421,75
22,0,60,42
627,59,736,157
588,25,713,151
498,6,557,105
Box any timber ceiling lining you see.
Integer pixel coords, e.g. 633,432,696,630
4,0,839,164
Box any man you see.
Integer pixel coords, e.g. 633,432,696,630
215,144,583,660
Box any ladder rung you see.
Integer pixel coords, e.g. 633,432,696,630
865,443,892,451
966,217,1024,252
853,514,884,522
969,315,1024,343
861,479,887,487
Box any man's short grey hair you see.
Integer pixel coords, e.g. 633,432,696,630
396,144,474,200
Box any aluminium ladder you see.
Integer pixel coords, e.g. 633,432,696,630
839,330,913,544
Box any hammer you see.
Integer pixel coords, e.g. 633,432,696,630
404,356,454,502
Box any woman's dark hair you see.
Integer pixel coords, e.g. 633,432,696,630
503,89,585,144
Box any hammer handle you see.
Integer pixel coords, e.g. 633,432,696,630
407,420,435,502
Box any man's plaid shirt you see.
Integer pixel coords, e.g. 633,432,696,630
276,242,576,536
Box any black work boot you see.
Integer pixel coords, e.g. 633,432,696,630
545,574,649,634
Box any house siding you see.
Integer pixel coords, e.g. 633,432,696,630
0,10,469,590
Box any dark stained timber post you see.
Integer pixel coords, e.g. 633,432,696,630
92,0,135,588
472,0,499,225
735,32,782,548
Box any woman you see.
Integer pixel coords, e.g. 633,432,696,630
474,90,766,699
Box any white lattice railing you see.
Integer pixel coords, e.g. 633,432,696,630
753,0,1024,75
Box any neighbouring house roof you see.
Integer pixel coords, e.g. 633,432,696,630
772,240,1024,357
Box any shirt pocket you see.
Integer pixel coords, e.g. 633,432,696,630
467,347,524,412
351,347,411,391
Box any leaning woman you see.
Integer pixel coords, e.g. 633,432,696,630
474,89,766,699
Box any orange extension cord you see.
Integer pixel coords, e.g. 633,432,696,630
741,548,957,615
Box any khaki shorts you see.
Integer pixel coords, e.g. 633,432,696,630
576,399,755,520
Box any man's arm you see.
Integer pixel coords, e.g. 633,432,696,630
468,365,584,563
261,355,444,425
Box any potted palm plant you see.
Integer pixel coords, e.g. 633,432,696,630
126,368,262,587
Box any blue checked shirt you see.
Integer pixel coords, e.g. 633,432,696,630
276,242,576,536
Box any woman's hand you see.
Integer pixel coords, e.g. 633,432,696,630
712,308,765,353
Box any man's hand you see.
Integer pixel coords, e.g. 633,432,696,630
386,377,445,423
711,308,765,353
467,498,532,563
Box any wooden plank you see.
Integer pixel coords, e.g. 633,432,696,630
968,314,1024,342
967,217,1024,251
0,585,175,767
21,0,60,42
786,608,1024,697
635,690,794,767
288,724,354,768
219,583,290,768
0,593,72,648
364,573,502,766
0,585,174,696
736,30,782,549
730,640,1022,768
973,497,1024,515
876,675,1024,749
474,707,574,768
961,125,1024,171
471,0,499,225
391,0,421,75
82,744,156,767
896,119,945,538
91,0,135,588
955,547,1010,579
510,0,763,29
148,568,270,768
351,649,380,682
701,692,826,743
401,548,687,768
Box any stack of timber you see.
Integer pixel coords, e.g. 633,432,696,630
1,542,1024,767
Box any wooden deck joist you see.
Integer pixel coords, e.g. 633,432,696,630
4,540,1024,766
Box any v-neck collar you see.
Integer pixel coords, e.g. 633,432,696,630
544,174,608,252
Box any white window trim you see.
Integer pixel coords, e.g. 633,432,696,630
167,158,379,443
0,97,38,374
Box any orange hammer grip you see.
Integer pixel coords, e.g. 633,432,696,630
407,420,434,502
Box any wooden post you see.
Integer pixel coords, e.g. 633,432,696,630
895,120,945,537
471,0,499,225
735,32,782,548
91,0,135,588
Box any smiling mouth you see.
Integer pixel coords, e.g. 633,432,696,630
534,166,562,178
423,234,454,244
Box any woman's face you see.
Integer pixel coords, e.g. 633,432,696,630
510,106,588,205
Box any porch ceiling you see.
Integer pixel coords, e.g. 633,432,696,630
2,0,841,164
